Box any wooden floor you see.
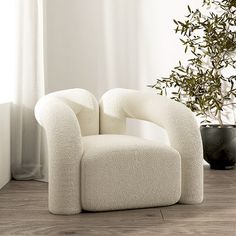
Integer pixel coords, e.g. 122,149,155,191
0,166,236,235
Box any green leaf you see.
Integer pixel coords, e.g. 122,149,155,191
151,0,236,124
187,5,191,13
185,46,188,53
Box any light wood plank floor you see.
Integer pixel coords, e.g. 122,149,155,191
0,166,236,235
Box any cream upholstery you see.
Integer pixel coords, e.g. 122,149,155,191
35,89,99,214
100,88,203,205
81,134,181,211
35,88,203,215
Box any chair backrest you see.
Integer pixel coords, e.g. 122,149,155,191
99,88,169,134
36,88,99,136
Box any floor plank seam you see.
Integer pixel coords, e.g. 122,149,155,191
1,167,236,235
160,209,165,221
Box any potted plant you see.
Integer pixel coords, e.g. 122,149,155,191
151,0,236,169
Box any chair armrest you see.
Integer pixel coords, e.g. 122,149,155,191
35,96,83,214
100,88,203,204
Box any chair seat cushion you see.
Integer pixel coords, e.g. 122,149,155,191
81,134,181,211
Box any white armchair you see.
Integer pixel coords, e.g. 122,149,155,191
35,88,203,215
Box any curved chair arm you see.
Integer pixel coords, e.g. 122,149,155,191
100,88,203,204
35,96,83,214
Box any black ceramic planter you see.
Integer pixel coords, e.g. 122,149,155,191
200,125,236,170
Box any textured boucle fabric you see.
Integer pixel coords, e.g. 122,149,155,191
42,89,99,136
100,88,203,204
35,89,99,214
81,134,181,211
35,88,203,215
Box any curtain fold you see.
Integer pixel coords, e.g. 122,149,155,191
11,0,47,181
11,0,192,181
13,0,234,181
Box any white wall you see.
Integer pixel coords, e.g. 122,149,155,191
44,0,202,141
0,103,11,189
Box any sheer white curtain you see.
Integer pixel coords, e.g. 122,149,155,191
12,0,218,180
11,0,47,180
45,0,202,140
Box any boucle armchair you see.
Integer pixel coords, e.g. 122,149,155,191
35,88,203,215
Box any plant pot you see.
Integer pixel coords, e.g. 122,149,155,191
200,125,236,170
